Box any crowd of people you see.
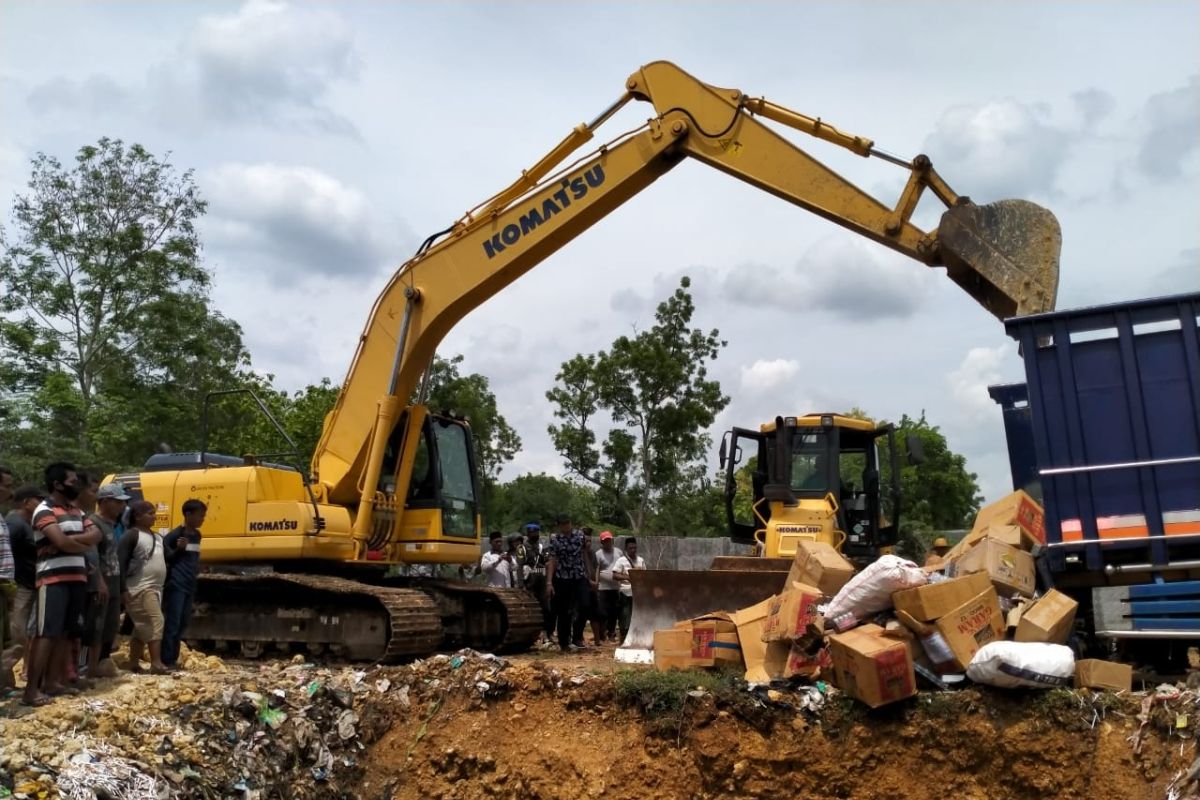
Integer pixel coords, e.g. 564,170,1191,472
0,462,205,707
479,513,646,652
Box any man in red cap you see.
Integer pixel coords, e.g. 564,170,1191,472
594,530,623,644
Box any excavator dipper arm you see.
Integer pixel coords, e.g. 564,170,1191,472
312,62,1062,542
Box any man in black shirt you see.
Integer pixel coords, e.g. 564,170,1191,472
544,513,590,652
4,485,44,678
162,499,206,669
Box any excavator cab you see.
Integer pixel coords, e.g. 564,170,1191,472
372,407,483,564
720,414,906,561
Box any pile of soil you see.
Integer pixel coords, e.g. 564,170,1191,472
2,647,1195,799
363,652,1195,800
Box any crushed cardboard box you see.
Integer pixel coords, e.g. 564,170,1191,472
689,613,743,668
946,490,1045,562
761,582,824,642
729,596,791,683
1075,658,1133,692
952,539,1036,597
828,623,916,708
653,628,696,671
783,637,833,680
786,540,856,597
1015,589,1078,645
892,572,993,622
934,587,1006,671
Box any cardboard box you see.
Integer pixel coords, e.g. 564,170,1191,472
761,582,824,642
828,623,917,708
783,637,833,680
1075,659,1133,692
932,587,1005,671
1015,589,1078,645
653,629,694,671
952,539,1036,597
946,491,1045,564
972,490,1045,544
892,572,993,622
729,597,791,683
689,614,743,668
786,540,856,597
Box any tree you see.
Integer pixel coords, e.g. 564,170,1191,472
894,412,982,531
0,138,252,472
416,354,521,483
487,473,597,533
547,277,729,532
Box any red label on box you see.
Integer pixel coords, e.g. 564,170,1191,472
875,647,914,701
692,628,713,658
794,596,819,629
1017,497,1045,544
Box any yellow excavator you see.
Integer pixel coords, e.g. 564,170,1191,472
107,61,1060,660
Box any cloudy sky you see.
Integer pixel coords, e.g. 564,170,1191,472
2,1,1197,503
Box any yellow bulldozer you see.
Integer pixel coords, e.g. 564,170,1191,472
623,413,924,648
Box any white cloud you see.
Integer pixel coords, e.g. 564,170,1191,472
188,0,358,133
25,74,129,116
923,99,1071,201
740,358,800,392
1071,88,1115,127
723,236,936,320
1137,75,1200,180
947,345,1009,425
1151,248,1200,295
202,162,400,277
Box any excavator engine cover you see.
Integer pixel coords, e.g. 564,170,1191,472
624,563,789,650
937,199,1061,319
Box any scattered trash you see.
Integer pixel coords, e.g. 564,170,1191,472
336,710,359,740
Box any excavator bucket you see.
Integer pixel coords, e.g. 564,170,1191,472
623,561,790,650
936,199,1062,319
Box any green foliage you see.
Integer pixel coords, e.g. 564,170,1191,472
486,472,596,532
613,667,740,715
547,277,728,533
415,354,520,482
894,411,982,530
0,138,251,475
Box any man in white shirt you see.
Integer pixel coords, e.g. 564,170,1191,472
479,531,514,588
593,531,623,643
611,537,646,646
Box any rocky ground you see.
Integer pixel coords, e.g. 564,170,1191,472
1,643,1197,800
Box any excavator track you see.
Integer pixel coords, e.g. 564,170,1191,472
188,573,443,662
388,581,545,654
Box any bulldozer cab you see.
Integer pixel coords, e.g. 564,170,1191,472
721,414,903,560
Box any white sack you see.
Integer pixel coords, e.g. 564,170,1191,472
825,554,927,620
966,641,1075,688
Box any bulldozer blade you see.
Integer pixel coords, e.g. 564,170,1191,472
623,568,789,650
936,199,1061,320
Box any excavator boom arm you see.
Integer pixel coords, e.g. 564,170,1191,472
313,61,1062,523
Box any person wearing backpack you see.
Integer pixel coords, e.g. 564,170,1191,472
116,500,168,674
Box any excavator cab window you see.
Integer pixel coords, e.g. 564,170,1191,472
431,418,478,539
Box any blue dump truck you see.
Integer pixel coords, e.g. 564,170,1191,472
990,291,1200,669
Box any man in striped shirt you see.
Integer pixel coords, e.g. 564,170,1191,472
22,462,101,707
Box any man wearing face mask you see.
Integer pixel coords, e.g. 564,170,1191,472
23,462,102,706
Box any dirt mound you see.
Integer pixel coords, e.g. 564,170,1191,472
1,648,1194,800
362,654,1192,800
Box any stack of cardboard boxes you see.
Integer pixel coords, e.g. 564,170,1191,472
650,491,1133,704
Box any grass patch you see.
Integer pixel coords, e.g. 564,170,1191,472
614,668,724,716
